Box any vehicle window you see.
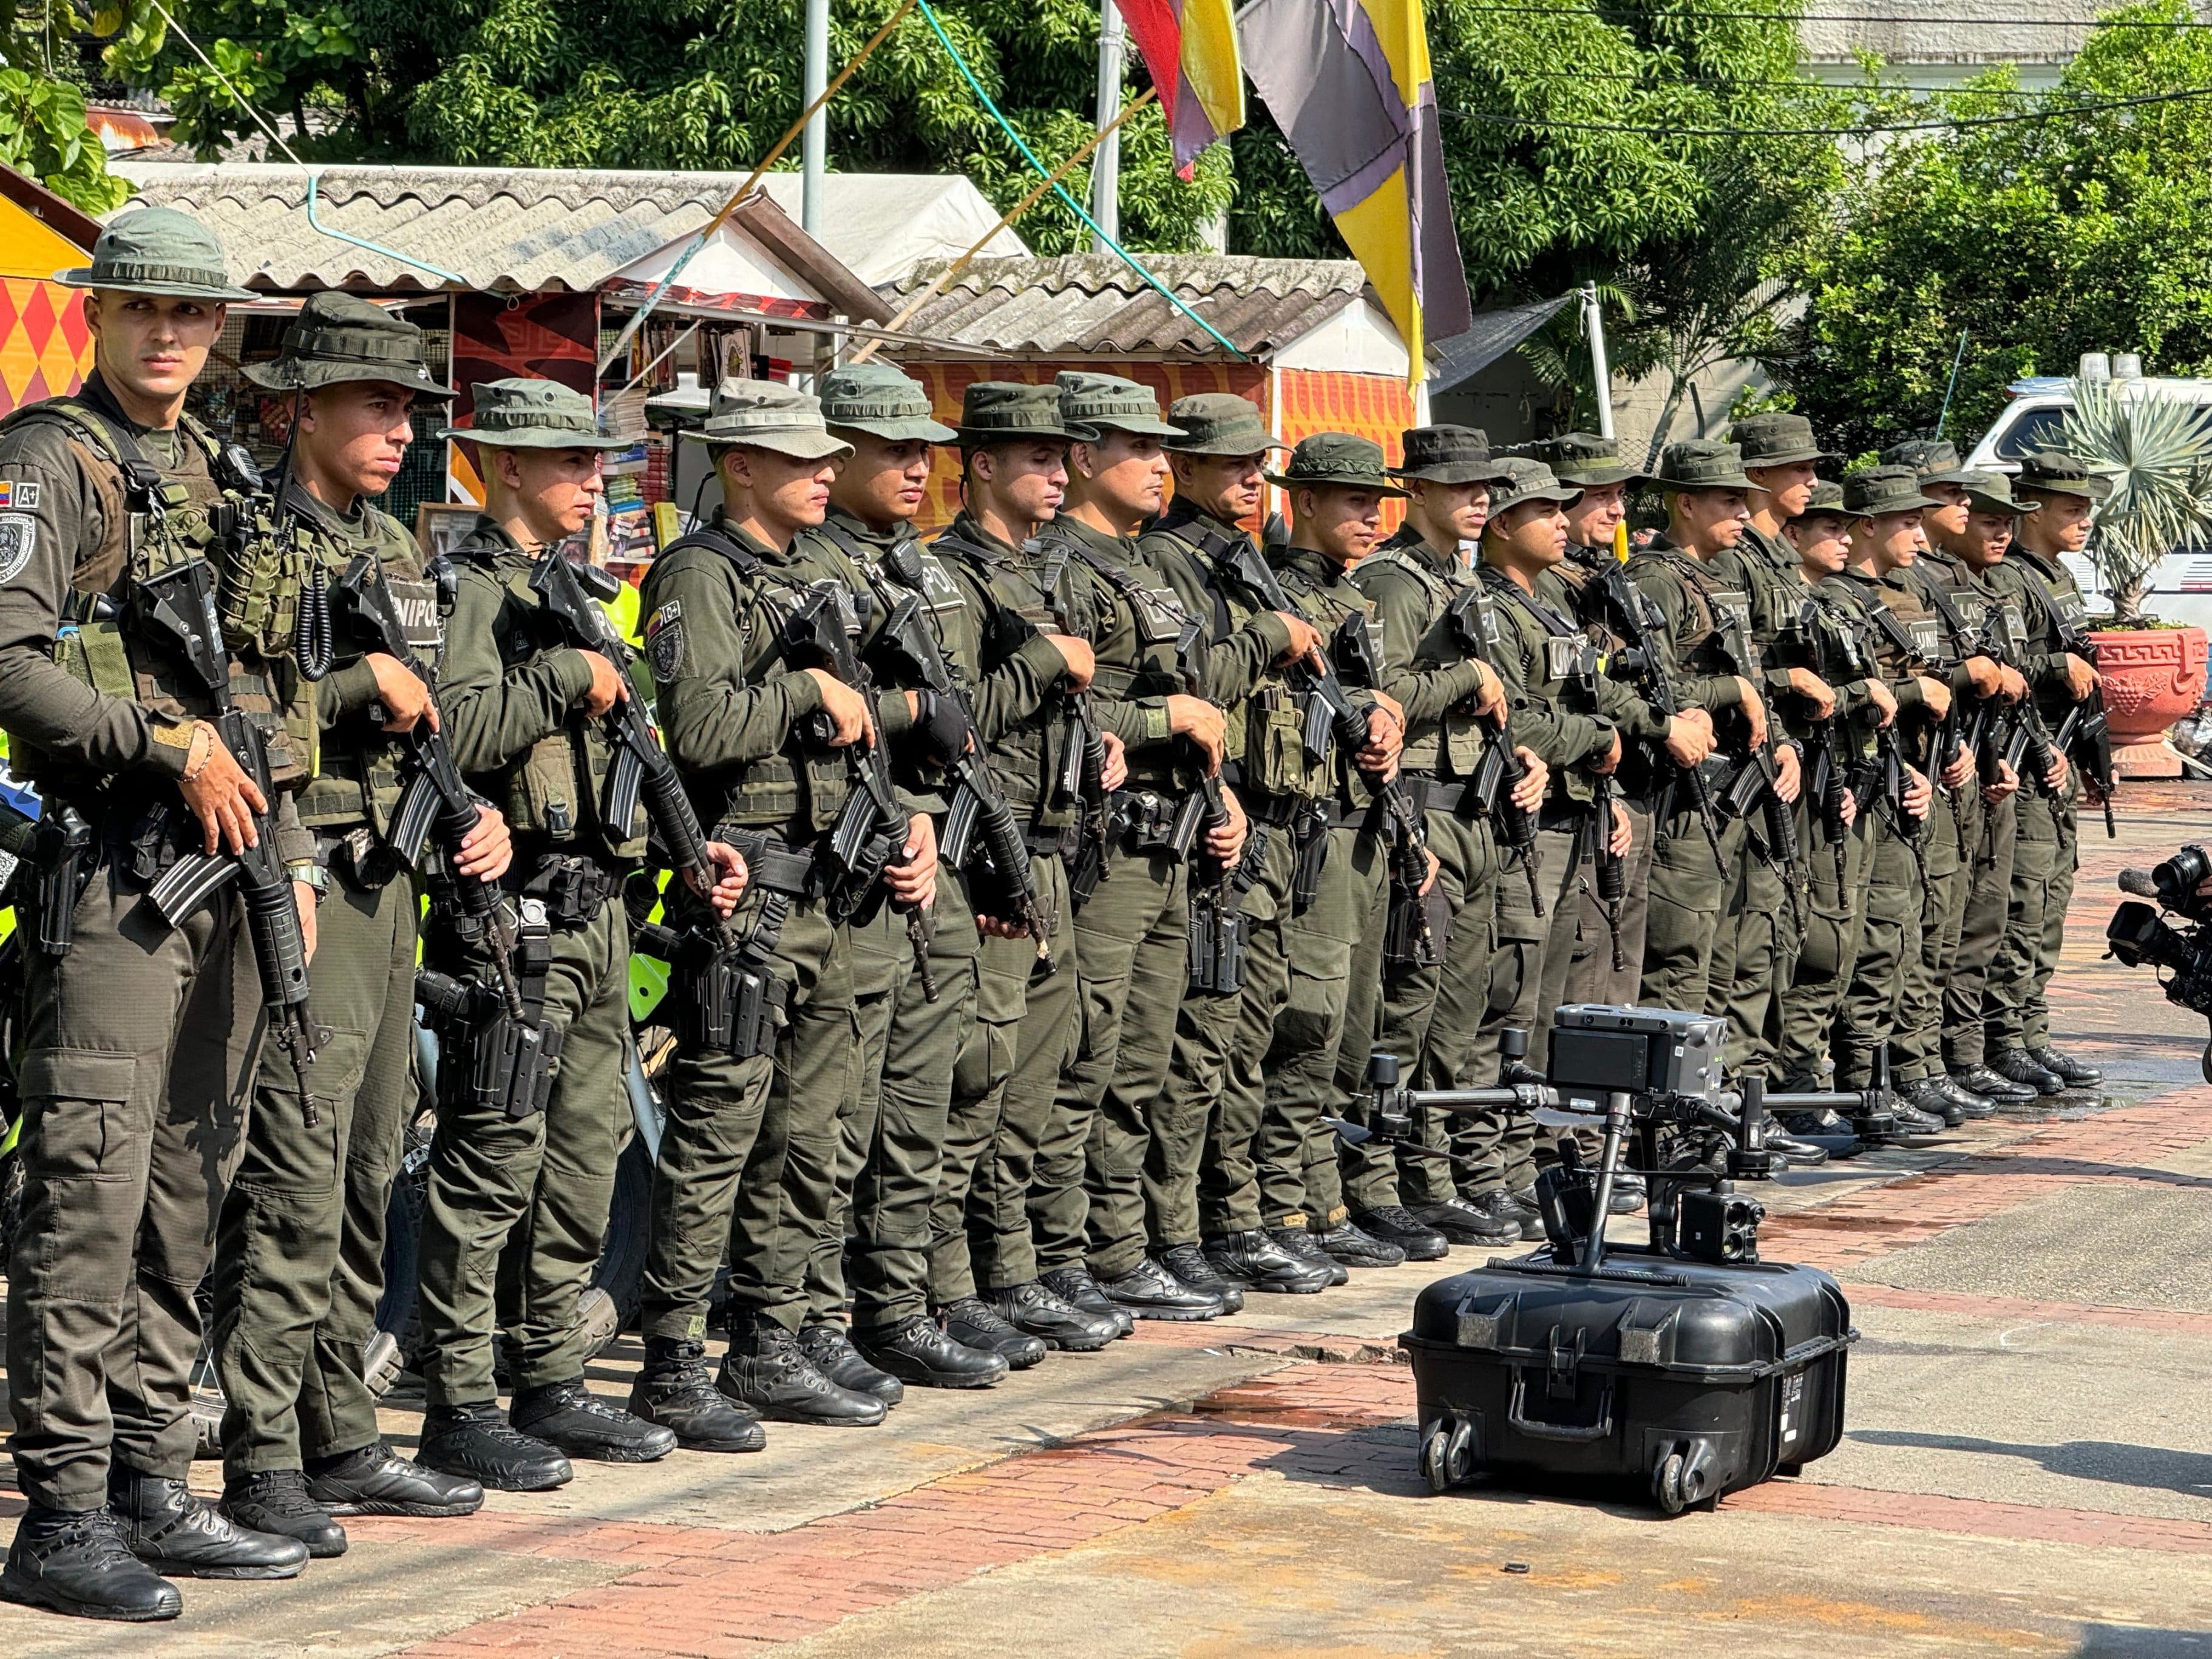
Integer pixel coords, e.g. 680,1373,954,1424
1995,407,2069,460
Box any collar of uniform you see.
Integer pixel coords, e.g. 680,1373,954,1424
1051,515,1133,560
1376,523,1458,575
948,510,1020,562
826,505,902,548
711,510,793,565
1836,568,1879,590
2012,545,2063,580
1155,498,1244,543
456,514,532,561
1875,569,1917,598
82,370,162,440
1278,546,1346,586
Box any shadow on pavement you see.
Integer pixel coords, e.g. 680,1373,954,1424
1851,1429,2212,1497
2077,1626,2212,1656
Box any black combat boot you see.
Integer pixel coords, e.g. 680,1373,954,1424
1989,1048,2065,1096
937,1297,1048,1369
1928,1076,1997,1119
797,1322,906,1406
1311,1216,1406,1268
1096,1257,1225,1320
1040,1265,1135,1338
107,1464,308,1581
219,1470,347,1558
1267,1223,1350,1286
985,1280,1121,1351
1202,1229,1334,1294
1406,1197,1518,1246
511,1378,679,1463
2028,1045,2102,1088
719,1317,887,1426
1461,1189,1538,1240
1156,1243,1244,1313
1,1507,181,1622
628,1338,767,1452
305,1443,486,1516
1351,1206,1450,1261
855,1315,1009,1388
1898,1077,1966,1127
418,1403,573,1492
1952,1062,2035,1102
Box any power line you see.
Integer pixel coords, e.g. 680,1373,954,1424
1491,65,2122,97
1440,78,2212,132
1453,4,2212,26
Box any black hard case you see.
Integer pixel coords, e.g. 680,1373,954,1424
1400,1246,1855,1511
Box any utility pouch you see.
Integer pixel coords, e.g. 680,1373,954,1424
1186,895,1248,995
1290,804,1329,914
418,904,561,1119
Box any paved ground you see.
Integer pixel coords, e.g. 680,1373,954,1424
4,784,2211,1656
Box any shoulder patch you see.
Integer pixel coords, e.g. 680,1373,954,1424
645,599,687,680
0,480,38,511
0,513,36,584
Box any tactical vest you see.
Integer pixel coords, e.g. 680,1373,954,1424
1042,523,1198,792
0,394,314,798
450,541,646,861
1354,538,1491,779
1630,548,1741,680
1271,548,1380,812
933,521,1079,827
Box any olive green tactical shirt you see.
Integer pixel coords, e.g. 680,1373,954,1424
1827,566,1940,766
1985,546,2090,726
1485,562,1669,806
1624,535,1755,722
1351,526,1493,782
1269,544,1380,813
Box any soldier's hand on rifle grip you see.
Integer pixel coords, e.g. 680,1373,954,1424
1786,667,1837,720
1904,765,1934,819
1273,612,1325,669
2044,748,2070,793
1207,785,1249,866
1419,843,1441,897
801,669,872,747
1470,660,1507,722
1864,679,1899,728
1964,655,2003,698
1917,676,1953,721
367,653,439,732
1941,745,1978,791
886,815,938,910
1168,694,1226,773
294,881,318,965
1359,699,1403,775
689,840,750,917
1510,747,1549,814
1592,730,1624,776
2064,653,2102,701
453,802,514,883
1048,634,1096,690
1100,730,1128,792
1609,798,1634,858
1984,758,2020,805
1998,664,2029,703
1774,742,1803,805
1734,679,1768,749
1663,713,1714,768
178,721,266,855
577,650,626,718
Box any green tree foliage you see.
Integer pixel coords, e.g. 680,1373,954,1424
1771,1,2212,458
1,2,131,211
109,0,1231,253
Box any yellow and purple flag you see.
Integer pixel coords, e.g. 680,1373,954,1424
1238,0,1473,382
1111,0,1246,177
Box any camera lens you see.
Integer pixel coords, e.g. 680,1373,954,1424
2155,844,2212,907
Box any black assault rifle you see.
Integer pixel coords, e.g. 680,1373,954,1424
1442,586,1546,917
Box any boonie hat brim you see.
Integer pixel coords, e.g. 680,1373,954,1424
1166,431,1286,457
53,265,260,304
680,426,854,461
1264,468,1408,498
827,413,960,444
1649,466,1758,494
441,423,629,451
1495,482,1584,511
243,358,456,399
1739,444,1838,469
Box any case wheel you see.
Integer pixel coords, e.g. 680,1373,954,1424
1654,1442,1721,1515
1420,1423,1453,1494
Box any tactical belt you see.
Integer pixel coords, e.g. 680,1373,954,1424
515,853,619,926
1026,822,1081,858
1109,787,1194,850
1239,789,1312,828
723,830,824,898
1538,798,1593,834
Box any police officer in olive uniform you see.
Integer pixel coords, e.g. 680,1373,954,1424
416,379,713,1486
1250,436,1414,1275
1630,442,1779,1017
0,209,315,1620
1822,466,1947,1128
209,295,497,1556
1036,375,1261,1321
1138,396,1338,1297
1352,427,1520,1249
637,381,914,1431
1982,450,2106,1096
926,383,1125,1354
788,365,1007,1390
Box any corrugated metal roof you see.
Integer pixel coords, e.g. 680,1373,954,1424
881,254,1371,359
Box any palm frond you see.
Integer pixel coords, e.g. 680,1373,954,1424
2062,378,2212,608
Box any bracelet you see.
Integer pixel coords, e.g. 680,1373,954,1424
179,721,217,782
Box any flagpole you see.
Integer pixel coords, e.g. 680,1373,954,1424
1091,0,1126,246
1583,283,1615,441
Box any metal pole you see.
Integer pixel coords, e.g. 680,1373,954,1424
1583,282,1614,441
1091,0,1125,248
804,0,830,234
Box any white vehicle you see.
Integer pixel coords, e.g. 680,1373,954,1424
1962,355,2212,629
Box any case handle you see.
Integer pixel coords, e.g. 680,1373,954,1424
1507,1369,1615,1443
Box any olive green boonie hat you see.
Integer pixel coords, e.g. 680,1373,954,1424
1264,432,1406,497
1391,424,1507,486
1956,468,2022,517
680,379,853,461
1487,456,1582,514
957,381,1089,446
1056,371,1185,439
1528,432,1644,489
56,206,259,302
2012,448,2112,506
1786,479,1853,524
441,378,625,450
1164,392,1282,456
1881,437,1977,488
817,363,957,443
243,291,454,399
1650,439,1756,494
1731,412,1836,469
1842,464,1940,517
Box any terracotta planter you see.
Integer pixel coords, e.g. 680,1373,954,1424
2090,625,2209,778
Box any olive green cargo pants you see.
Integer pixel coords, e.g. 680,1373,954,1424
807,860,979,1330
416,892,631,1403
1776,792,1877,1088
1984,786,2078,1053
1640,786,1749,1017
1545,795,1656,1022
1394,812,1498,1209
1947,791,2017,1071
1833,809,1925,1091
1891,785,1972,1082
1192,826,1297,1238
7,872,260,1511
212,858,418,1477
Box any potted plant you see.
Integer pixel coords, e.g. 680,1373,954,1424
2063,377,2212,777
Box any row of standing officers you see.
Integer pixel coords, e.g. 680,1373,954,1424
0,208,2107,1623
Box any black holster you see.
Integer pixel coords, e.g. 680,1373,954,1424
654,889,793,1061
1289,803,1330,915
418,909,561,1119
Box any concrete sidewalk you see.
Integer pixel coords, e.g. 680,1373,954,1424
4,784,2211,1656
